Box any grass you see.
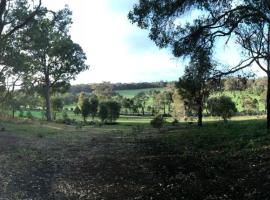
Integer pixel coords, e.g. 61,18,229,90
0,116,270,199
116,88,164,98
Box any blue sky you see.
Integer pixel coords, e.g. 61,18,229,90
43,1,264,84
43,0,182,84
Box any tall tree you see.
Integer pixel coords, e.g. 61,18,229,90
20,7,89,121
0,0,42,105
129,0,270,128
177,49,216,126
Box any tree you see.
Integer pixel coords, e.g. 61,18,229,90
98,102,108,123
207,96,237,122
122,98,132,115
129,1,270,128
177,49,216,126
98,101,121,123
150,115,164,132
242,96,258,115
51,97,63,120
73,106,81,116
81,98,91,123
89,96,99,120
0,0,42,106
78,92,86,110
171,89,186,121
134,92,149,115
91,82,115,101
20,7,88,121
105,101,121,123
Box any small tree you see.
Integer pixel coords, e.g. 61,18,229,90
52,97,64,120
89,97,99,120
242,96,258,115
150,115,164,132
98,101,121,123
106,101,121,123
81,98,91,123
73,106,81,116
134,92,149,115
98,102,108,123
207,96,237,122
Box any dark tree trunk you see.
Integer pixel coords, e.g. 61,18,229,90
45,74,52,121
267,75,270,129
12,106,15,118
197,101,203,127
142,107,145,116
267,24,270,129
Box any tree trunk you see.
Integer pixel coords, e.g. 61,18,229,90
267,24,270,129
12,106,15,118
267,75,270,129
197,102,203,127
142,107,145,116
45,75,52,121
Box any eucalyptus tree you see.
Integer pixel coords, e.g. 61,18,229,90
177,49,216,126
134,92,149,115
0,0,42,105
20,7,89,121
129,0,270,128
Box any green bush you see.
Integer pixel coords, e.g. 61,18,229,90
150,115,164,131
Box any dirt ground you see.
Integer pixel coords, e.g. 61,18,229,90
0,122,270,200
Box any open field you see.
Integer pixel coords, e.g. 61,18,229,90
116,88,164,98
0,117,270,199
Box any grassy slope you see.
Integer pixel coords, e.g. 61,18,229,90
0,118,270,199
116,88,164,98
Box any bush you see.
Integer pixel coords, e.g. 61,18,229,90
150,115,164,132
26,111,33,120
207,96,237,122
98,101,121,123
172,119,179,126
19,110,24,118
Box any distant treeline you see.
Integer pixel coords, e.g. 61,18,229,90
69,81,168,94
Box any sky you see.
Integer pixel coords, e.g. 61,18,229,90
43,0,182,84
43,0,265,84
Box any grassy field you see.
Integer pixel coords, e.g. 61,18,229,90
0,117,269,199
116,88,164,98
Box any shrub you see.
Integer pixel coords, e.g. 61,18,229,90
73,106,81,115
207,96,237,122
19,110,24,118
98,101,121,123
150,115,164,132
26,111,33,120
81,98,91,122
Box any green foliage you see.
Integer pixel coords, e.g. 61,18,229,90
98,102,108,123
19,110,24,118
26,110,33,120
98,101,121,123
150,115,164,131
73,106,81,115
52,97,64,120
207,96,237,122
20,7,88,121
89,96,99,120
81,98,91,122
